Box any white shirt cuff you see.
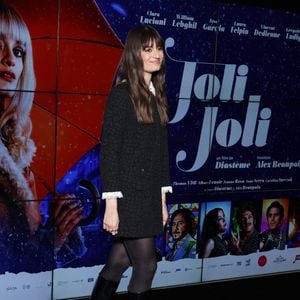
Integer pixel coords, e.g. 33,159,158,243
161,186,173,194
102,191,123,200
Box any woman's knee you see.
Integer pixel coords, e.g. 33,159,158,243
148,258,157,275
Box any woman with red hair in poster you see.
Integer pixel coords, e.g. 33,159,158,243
0,2,86,273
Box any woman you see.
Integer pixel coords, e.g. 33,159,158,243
91,25,172,299
0,2,85,273
199,207,229,258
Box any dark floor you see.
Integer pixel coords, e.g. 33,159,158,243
79,271,298,299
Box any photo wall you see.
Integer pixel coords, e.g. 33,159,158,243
0,0,299,299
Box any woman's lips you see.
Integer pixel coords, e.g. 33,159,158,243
0,71,16,82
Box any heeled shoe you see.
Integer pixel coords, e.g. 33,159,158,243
90,275,119,300
127,290,151,300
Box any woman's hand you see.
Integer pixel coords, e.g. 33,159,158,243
103,198,119,235
161,193,168,227
51,194,83,252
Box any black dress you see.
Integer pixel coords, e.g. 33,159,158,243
100,82,171,238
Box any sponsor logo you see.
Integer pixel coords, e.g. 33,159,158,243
245,259,251,266
72,279,84,283
22,284,31,290
57,281,68,286
258,255,267,267
220,263,234,267
273,255,287,263
207,264,217,269
293,254,300,263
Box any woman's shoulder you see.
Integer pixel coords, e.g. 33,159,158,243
106,82,131,112
108,82,130,102
110,81,129,94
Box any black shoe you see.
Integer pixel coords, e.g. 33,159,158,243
127,290,151,300
90,276,119,300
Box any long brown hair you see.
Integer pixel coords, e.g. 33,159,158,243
115,25,168,125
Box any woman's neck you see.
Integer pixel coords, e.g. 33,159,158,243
143,73,152,87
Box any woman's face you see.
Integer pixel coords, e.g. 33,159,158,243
0,34,24,98
216,210,227,233
141,40,163,78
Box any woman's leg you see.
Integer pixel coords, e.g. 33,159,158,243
91,238,131,299
101,238,131,281
124,237,157,294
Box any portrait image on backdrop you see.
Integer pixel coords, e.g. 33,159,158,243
165,203,198,261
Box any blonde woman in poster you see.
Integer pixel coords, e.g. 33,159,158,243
0,2,85,273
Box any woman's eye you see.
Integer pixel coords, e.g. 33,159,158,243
13,47,25,58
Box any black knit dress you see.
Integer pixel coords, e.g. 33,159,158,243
100,82,171,238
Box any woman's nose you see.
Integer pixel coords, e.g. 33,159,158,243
2,48,15,67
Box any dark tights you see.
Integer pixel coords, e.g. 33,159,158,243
100,237,157,293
